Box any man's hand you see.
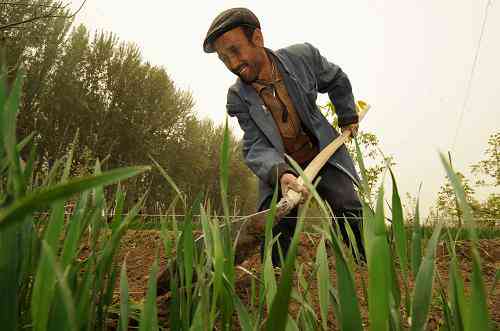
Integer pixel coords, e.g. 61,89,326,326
280,173,309,203
341,122,359,138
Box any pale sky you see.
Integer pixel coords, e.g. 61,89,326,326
73,0,499,215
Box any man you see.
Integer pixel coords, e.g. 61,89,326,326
204,8,365,266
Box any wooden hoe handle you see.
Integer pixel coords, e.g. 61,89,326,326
274,101,371,219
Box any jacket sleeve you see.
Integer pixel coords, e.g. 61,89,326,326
226,90,296,186
303,42,358,127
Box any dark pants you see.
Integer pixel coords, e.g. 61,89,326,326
259,164,365,266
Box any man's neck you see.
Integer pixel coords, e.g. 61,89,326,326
257,49,274,82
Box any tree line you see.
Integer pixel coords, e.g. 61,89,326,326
430,131,499,226
2,1,258,214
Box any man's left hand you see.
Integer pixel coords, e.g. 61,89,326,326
341,123,359,138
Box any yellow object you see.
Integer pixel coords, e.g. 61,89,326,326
356,100,369,112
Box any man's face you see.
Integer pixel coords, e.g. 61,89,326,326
213,27,264,83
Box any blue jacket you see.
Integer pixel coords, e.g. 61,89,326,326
226,42,360,210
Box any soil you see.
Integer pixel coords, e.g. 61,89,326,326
111,230,499,330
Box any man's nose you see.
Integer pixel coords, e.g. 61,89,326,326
227,55,241,71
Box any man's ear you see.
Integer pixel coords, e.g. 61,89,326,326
252,28,264,47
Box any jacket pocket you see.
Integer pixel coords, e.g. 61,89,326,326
226,103,249,117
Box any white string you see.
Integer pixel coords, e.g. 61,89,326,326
33,212,500,222
451,0,493,151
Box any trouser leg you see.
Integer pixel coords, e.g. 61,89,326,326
258,163,364,266
316,164,365,261
332,209,366,262
259,195,298,267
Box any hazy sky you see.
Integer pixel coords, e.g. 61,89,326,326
73,0,499,215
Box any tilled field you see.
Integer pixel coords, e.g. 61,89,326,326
111,230,499,330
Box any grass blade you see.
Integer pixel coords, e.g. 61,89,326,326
120,258,130,331
0,222,22,329
149,155,183,201
366,188,390,331
316,237,330,331
467,247,491,331
388,168,410,312
139,255,159,331
333,247,363,331
322,217,364,331
439,153,491,330
220,116,230,217
265,197,309,331
233,292,255,331
32,199,66,331
287,154,362,331
354,136,371,198
62,132,78,182
111,183,126,232
40,241,78,331
61,192,90,267
490,269,499,300
209,212,225,327
2,72,24,197
263,245,278,311
182,195,200,324
388,248,402,331
447,240,467,331
0,166,149,230
199,206,214,260
411,191,423,279
0,67,6,152
410,223,442,331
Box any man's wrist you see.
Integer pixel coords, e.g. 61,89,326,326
338,113,359,127
269,163,297,186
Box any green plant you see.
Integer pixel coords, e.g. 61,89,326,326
1,66,495,330
0,68,149,330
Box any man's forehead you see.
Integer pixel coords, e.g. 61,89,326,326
214,27,246,51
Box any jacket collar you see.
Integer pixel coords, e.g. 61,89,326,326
235,48,294,106
237,47,313,128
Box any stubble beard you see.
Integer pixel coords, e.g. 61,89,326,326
234,63,258,84
235,47,265,84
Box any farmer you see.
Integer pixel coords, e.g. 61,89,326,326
204,8,365,266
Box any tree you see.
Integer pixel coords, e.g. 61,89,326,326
430,134,499,227
1,0,73,93
5,7,258,214
0,0,86,32
473,193,500,224
469,131,500,225
433,171,480,225
170,117,258,215
471,131,499,187
18,25,202,210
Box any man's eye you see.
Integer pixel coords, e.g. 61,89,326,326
231,47,240,56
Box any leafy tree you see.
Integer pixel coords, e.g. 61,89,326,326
0,1,84,32
476,194,500,221
430,171,499,227
4,3,258,214
170,117,257,215
430,134,499,226
471,131,499,187
1,0,72,92
432,171,480,225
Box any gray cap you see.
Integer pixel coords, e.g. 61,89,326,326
203,8,260,53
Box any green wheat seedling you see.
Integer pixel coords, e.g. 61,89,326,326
1,67,494,331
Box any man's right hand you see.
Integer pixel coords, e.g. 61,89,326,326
280,173,309,203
